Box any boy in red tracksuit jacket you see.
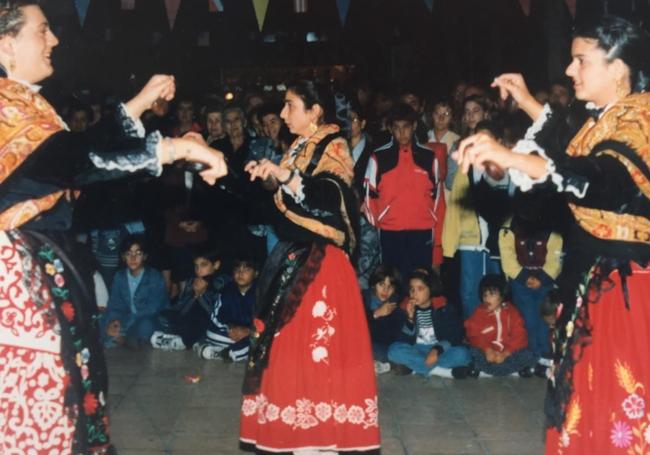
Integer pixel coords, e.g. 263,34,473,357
364,103,446,281
453,274,536,378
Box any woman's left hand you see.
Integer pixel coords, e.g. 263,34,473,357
245,159,290,183
453,132,512,176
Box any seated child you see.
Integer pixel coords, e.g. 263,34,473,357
101,235,169,348
194,258,258,362
387,268,470,377
363,264,403,374
456,274,536,378
151,247,230,350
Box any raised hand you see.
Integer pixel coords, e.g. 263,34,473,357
491,73,543,120
125,74,176,119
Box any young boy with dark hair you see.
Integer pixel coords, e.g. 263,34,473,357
194,257,258,362
364,103,446,281
151,246,230,351
454,274,536,378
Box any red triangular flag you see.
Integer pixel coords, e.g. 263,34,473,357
518,0,531,16
165,0,181,29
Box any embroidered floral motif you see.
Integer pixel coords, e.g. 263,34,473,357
242,394,379,430
557,395,581,451
309,286,337,364
608,360,650,454
611,421,633,448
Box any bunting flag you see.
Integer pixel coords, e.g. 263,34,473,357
121,0,135,10
565,0,576,17
517,0,531,16
252,0,269,32
164,0,181,29
74,0,90,26
293,0,307,13
335,0,350,26
208,0,224,12
423,0,433,12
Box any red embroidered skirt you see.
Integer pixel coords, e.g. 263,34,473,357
546,263,650,454
240,245,380,452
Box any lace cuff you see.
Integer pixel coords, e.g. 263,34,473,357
281,173,305,204
524,103,552,140
90,131,163,176
117,103,146,138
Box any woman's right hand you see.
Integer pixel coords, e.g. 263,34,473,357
161,138,228,185
491,73,543,121
125,74,176,119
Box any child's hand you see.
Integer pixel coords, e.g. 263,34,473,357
425,348,439,367
107,320,121,337
526,276,542,289
192,278,208,296
228,326,251,342
406,299,416,321
374,302,397,318
485,347,497,363
494,351,510,364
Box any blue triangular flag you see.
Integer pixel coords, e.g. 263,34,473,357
423,0,433,12
74,0,90,26
336,0,350,26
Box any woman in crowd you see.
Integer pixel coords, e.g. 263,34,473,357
454,15,650,454
241,80,380,453
0,1,226,453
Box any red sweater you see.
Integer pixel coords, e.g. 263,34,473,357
464,303,528,353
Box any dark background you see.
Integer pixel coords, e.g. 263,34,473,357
39,0,650,104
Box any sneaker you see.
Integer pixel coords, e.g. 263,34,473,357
428,366,454,378
518,367,534,378
197,344,223,360
151,332,186,351
534,363,549,378
451,366,472,379
391,363,413,376
374,361,391,375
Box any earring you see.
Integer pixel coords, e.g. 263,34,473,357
309,122,318,134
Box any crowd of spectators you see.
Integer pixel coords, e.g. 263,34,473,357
64,75,579,379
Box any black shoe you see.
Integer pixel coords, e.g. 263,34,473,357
219,347,233,363
451,366,471,379
534,363,548,378
390,363,412,376
518,367,533,378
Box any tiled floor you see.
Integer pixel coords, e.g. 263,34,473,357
106,348,547,455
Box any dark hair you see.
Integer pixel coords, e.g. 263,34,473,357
386,102,419,126
462,94,490,113
573,15,650,93
258,101,282,119
475,120,503,141
233,257,259,272
368,264,402,291
408,267,443,298
120,234,148,255
285,80,337,125
204,102,224,117
192,243,221,263
478,274,507,299
0,1,36,37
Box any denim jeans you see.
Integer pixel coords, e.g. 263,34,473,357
511,278,552,357
459,250,501,319
388,340,471,376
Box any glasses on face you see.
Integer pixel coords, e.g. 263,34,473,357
434,111,451,118
348,117,361,123
125,251,144,258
